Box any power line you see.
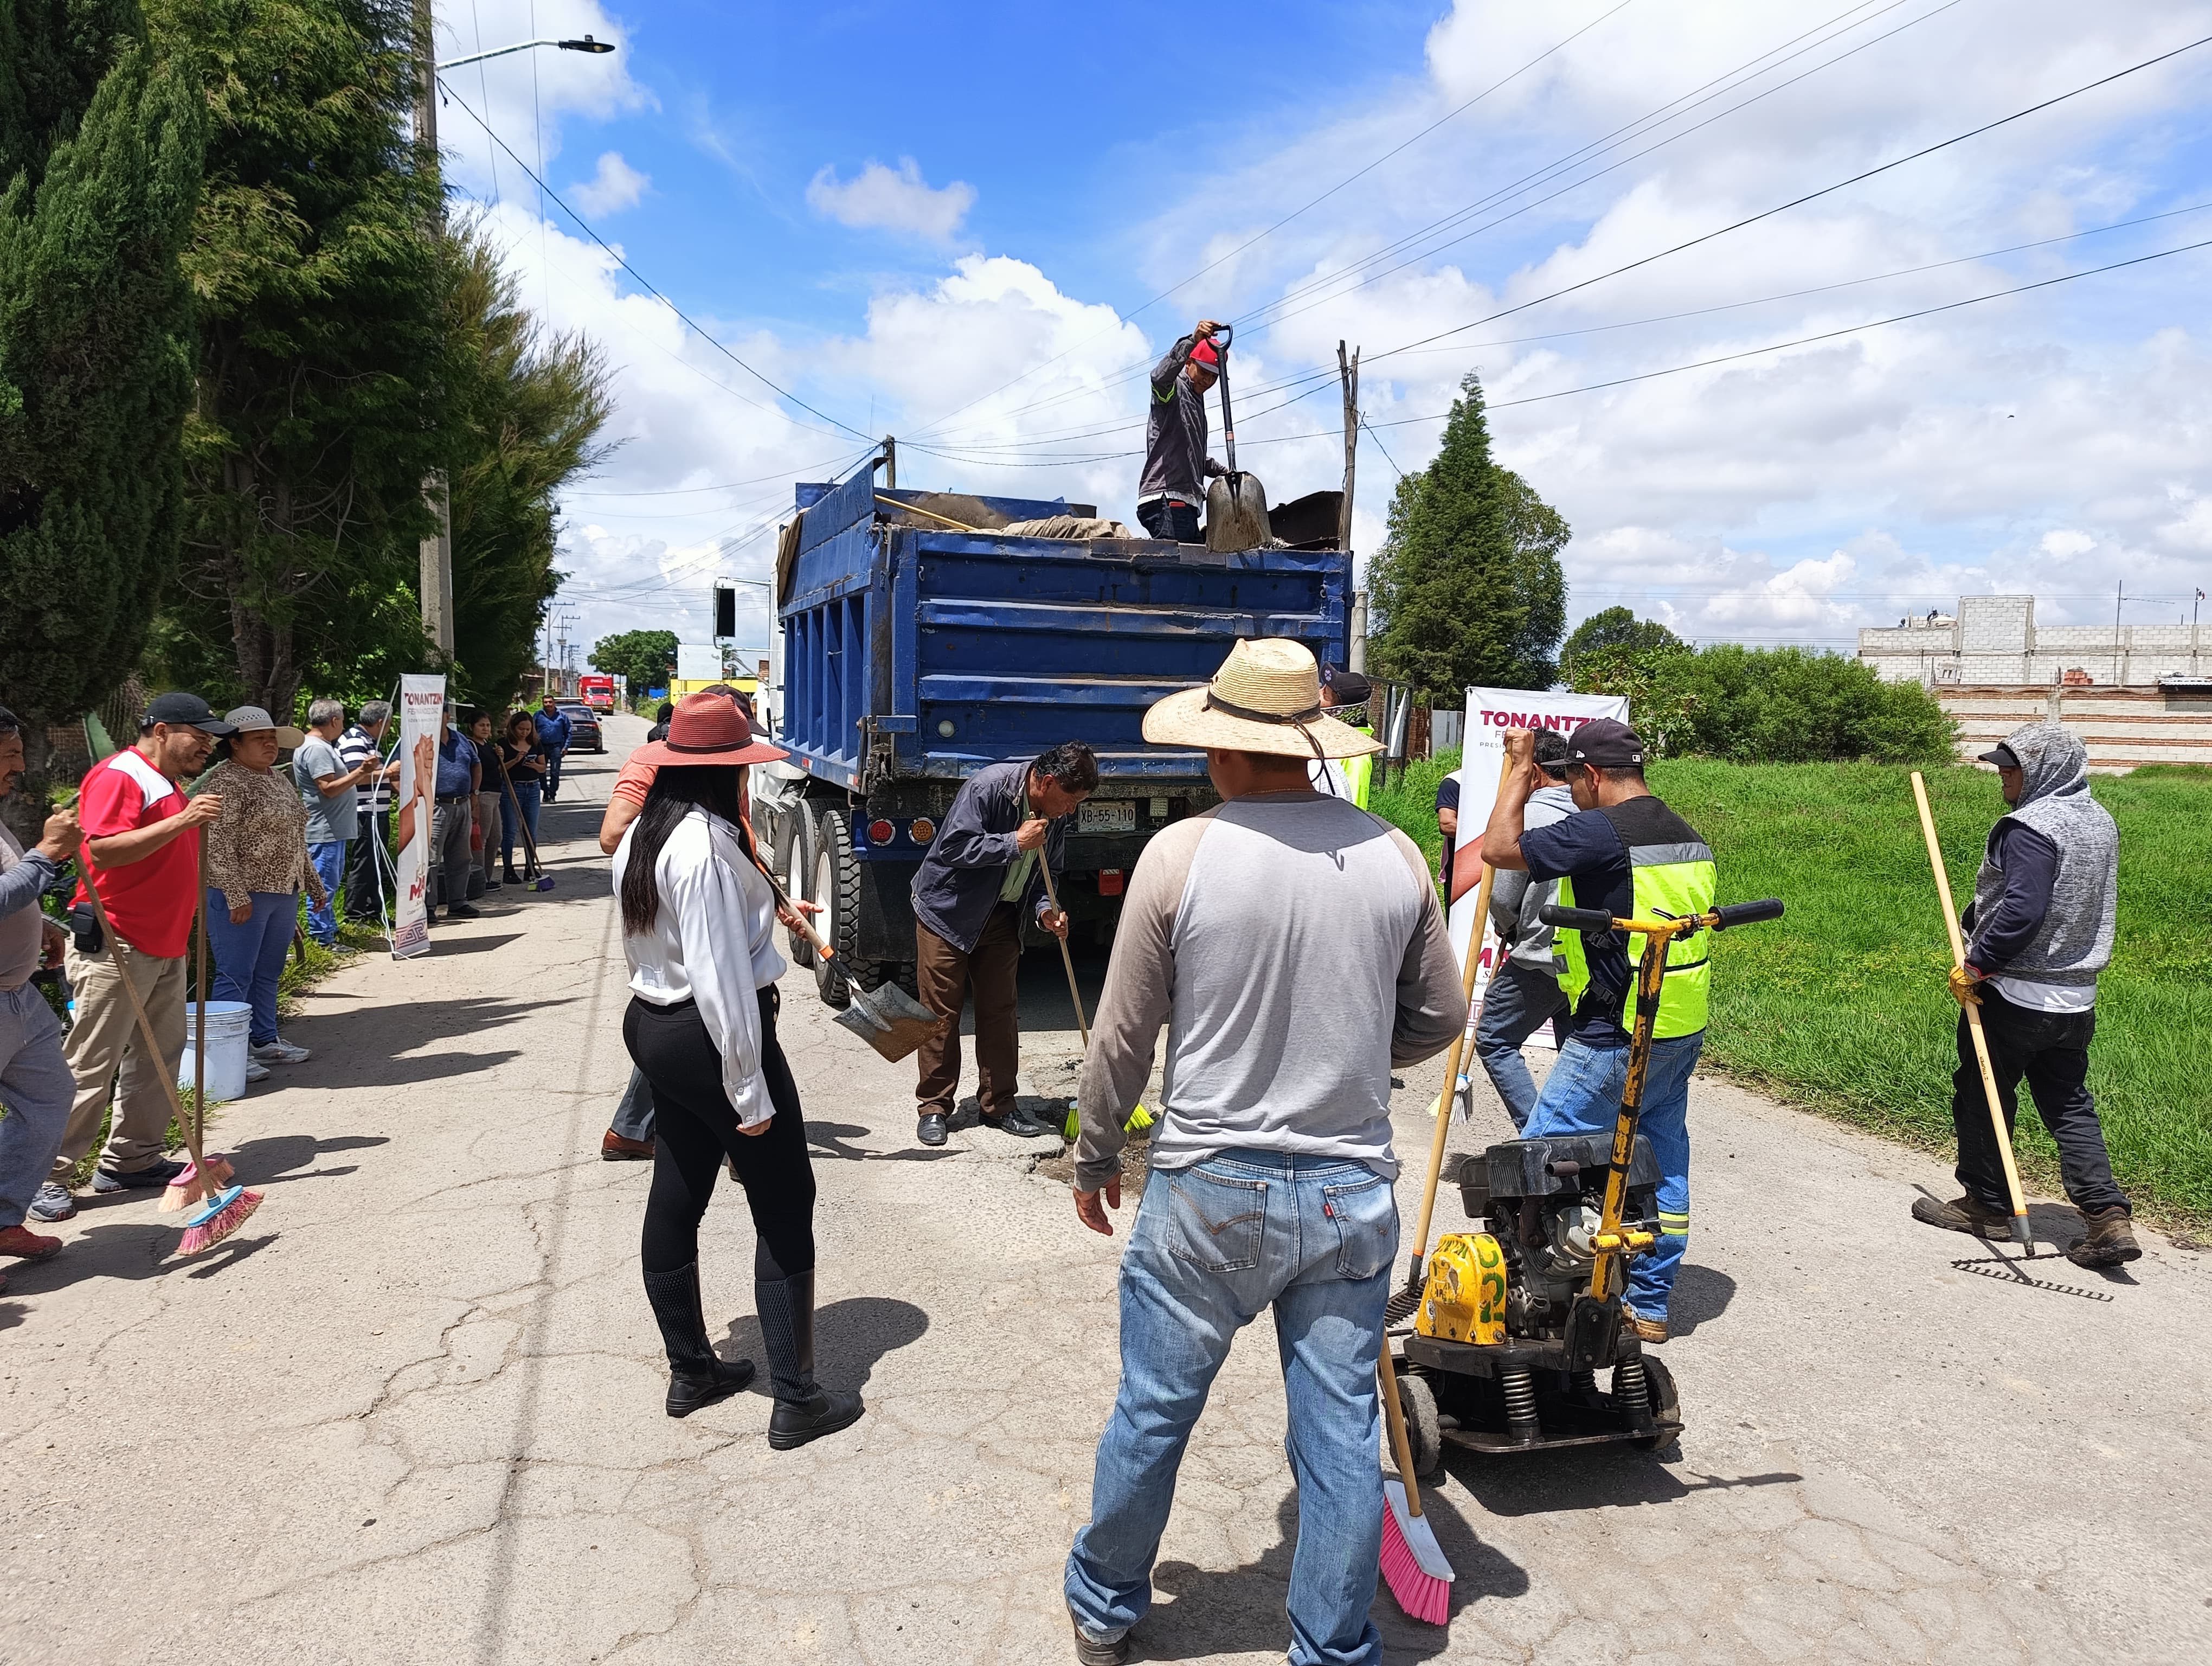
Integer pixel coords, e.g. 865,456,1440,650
435,84,875,443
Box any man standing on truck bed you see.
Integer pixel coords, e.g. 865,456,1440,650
910,743,1098,1148
1137,321,1227,544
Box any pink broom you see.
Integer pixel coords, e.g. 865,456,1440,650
77,853,262,1257
1375,1343,1452,1624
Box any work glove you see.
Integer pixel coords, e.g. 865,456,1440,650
1947,964,1983,1009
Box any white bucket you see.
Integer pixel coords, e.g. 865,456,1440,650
179,1000,253,1104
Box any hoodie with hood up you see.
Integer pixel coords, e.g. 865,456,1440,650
1963,722,2117,1011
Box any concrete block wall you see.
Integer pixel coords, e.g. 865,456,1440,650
1860,594,2212,689
1938,685,2212,772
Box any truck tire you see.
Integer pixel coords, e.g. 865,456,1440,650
775,805,816,966
813,806,900,1002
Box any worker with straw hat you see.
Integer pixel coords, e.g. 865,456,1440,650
1912,722,2136,1268
1062,636,1466,1666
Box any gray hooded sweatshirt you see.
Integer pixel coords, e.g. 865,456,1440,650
1966,722,2117,1008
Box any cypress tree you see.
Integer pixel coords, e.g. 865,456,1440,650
0,0,204,830
1365,373,1568,700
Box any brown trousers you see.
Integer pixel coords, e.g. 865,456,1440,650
915,904,1021,1119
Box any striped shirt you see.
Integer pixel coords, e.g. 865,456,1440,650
340,724,393,812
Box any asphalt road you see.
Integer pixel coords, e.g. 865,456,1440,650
3,715,2204,1664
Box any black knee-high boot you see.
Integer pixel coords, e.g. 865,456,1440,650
643,1262,755,1418
755,1271,864,1449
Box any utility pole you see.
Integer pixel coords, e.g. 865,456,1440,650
2112,581,2124,686
411,0,453,661
1336,341,1359,553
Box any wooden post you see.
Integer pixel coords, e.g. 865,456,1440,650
1338,341,1359,552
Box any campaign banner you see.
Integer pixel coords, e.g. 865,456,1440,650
390,673,446,959
1444,686,1631,1001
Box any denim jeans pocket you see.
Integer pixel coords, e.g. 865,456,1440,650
1165,1171,1266,1272
1323,1174,1399,1281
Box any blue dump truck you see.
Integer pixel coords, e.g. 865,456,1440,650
755,453,1351,1006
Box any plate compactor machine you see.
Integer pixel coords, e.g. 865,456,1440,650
1385,895,1785,1478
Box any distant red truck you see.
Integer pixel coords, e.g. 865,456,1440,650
577,674,615,713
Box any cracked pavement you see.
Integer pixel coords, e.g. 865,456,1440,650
3,716,2205,1664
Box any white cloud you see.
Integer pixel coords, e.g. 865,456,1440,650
569,151,648,216
807,158,976,244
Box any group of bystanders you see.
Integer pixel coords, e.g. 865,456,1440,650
0,687,581,1285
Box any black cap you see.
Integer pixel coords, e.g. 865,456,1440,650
1320,665,1372,705
1977,742,2020,768
142,692,236,735
1565,717,1644,768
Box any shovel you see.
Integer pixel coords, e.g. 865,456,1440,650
1204,323,1271,553
751,854,947,1064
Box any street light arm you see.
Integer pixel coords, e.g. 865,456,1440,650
436,35,615,72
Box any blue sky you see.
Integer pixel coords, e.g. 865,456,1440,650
432,1,2212,664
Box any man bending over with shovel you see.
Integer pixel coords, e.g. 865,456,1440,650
1062,638,1465,1666
1912,722,2137,1268
909,742,1096,1147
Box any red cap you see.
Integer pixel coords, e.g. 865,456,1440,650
1188,336,1220,372
629,691,787,769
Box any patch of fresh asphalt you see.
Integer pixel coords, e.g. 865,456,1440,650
1,715,2203,1664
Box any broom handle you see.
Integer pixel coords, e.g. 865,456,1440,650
194,837,209,1151
1033,836,1089,1048
1408,755,1514,1275
77,850,207,1170
1909,772,2031,1235
1375,1340,1425,1518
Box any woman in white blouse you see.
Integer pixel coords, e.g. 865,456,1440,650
613,694,862,1446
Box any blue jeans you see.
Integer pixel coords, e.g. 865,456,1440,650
1474,960,1569,1129
1523,1029,1703,1318
207,889,297,1046
610,1065,655,1142
305,840,346,946
543,748,565,798
501,780,542,861
1066,1149,1398,1666
0,985,73,1229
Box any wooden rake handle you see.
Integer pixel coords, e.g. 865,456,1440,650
1377,1339,1426,1519
1909,772,2031,1241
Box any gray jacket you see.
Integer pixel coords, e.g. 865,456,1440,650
1140,335,1223,505
1968,723,2116,988
1488,784,1576,975
910,759,1068,955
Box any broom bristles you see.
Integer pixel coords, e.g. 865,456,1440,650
176,1184,262,1257
157,1155,234,1214
1380,1478,1452,1625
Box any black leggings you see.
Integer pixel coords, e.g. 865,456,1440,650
625,988,816,1280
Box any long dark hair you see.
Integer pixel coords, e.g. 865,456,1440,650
619,765,756,934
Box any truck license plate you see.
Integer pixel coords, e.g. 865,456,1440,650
1078,800,1136,833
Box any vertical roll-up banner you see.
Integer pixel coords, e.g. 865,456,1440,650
1445,688,1631,1034
390,673,446,959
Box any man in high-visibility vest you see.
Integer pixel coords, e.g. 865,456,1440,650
1308,665,1374,808
1477,719,1715,1343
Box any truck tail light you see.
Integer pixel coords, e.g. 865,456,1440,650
909,818,935,843
1099,869,1125,897
867,819,896,845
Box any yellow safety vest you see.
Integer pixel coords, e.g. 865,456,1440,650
1557,827,1717,1040
1341,735,1373,811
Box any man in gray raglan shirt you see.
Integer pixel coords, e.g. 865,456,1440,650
1062,638,1465,1666
1135,319,1226,544
1912,722,2136,1268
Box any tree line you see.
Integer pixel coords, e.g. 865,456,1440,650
0,0,610,813
1361,374,1953,765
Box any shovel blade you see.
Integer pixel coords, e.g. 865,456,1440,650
1205,473,1271,552
831,973,949,1064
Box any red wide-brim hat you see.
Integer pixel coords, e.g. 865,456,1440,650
628,690,788,768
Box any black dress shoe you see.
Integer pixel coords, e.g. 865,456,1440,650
916,1112,948,1147
981,1105,1060,1139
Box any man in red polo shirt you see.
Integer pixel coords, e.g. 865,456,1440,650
30,694,229,1221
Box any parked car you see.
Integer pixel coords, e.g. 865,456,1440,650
556,703,605,753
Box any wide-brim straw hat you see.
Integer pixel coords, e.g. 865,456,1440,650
223,705,306,749
1143,638,1383,760
628,690,787,768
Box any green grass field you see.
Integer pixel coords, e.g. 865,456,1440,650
1374,755,2212,1225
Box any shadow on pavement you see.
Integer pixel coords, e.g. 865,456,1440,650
806,1120,956,1163
1667,1262,1738,1336
1449,1444,1801,1516
715,1295,928,1392
1145,1485,1526,1661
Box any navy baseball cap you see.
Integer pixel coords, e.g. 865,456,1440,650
1565,718,1644,768
143,692,236,734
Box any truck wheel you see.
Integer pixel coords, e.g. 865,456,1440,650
811,808,852,1009
775,806,815,965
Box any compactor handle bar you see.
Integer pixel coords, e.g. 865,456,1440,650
1539,899,1786,935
